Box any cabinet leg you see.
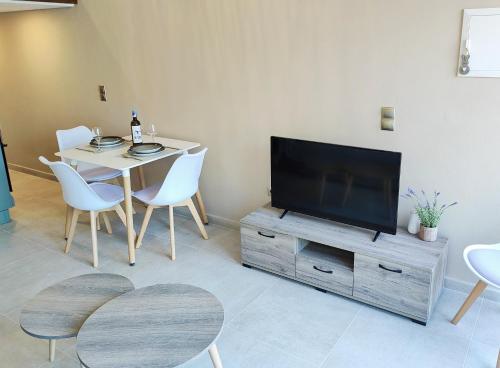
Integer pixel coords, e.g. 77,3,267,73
315,287,327,293
242,263,253,269
410,318,427,326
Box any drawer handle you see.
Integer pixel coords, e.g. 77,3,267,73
258,231,275,239
379,264,402,274
313,265,333,274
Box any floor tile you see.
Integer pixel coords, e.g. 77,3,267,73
473,299,500,346
464,340,499,368
0,315,49,368
227,278,362,365
0,248,95,313
321,305,470,368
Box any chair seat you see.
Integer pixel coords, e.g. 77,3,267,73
89,183,125,206
133,183,162,205
79,167,121,183
468,249,500,288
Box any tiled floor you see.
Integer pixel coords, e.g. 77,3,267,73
0,171,498,368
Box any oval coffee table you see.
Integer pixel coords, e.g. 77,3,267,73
20,273,134,363
77,284,225,368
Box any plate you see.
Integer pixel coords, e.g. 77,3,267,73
90,136,124,147
128,143,164,155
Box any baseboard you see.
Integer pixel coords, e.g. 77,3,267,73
174,206,240,229
8,163,56,181
445,276,500,302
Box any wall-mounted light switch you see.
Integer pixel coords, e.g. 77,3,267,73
99,85,107,102
381,107,395,131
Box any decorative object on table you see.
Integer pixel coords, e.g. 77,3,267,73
89,136,125,148
130,110,143,146
402,188,457,242
92,126,103,152
39,156,132,268
134,148,209,260
451,243,500,325
148,123,157,142
76,284,224,368
407,208,420,235
20,273,134,363
128,142,164,156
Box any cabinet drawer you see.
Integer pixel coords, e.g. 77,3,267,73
240,225,297,277
353,254,431,320
296,244,354,296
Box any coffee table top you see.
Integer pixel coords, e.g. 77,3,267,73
77,284,224,368
20,273,134,340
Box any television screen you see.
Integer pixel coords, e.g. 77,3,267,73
271,137,402,235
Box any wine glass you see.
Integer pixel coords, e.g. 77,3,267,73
93,126,103,152
148,123,157,143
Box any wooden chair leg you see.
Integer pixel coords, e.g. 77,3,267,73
208,344,223,368
90,210,99,268
49,339,56,362
65,209,81,254
96,213,101,231
102,212,113,234
451,280,487,325
136,205,154,249
64,205,73,239
114,204,136,237
187,199,208,240
195,190,209,224
169,205,176,261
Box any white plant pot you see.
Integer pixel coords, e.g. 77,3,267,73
419,226,438,242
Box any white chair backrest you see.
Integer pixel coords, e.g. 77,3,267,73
464,243,500,289
39,156,109,211
150,148,208,206
56,126,94,166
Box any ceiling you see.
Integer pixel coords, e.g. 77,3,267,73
0,0,75,13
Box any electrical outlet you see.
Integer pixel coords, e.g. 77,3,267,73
99,85,107,102
381,107,395,131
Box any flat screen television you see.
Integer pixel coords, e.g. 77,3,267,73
271,137,402,237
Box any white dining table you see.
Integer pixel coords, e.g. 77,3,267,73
55,136,208,266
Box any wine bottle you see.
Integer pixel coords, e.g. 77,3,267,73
130,110,143,146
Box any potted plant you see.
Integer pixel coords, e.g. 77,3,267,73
402,188,457,242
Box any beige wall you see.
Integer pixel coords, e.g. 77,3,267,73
1,0,499,284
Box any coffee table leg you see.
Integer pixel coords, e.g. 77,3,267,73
208,344,223,368
49,339,55,362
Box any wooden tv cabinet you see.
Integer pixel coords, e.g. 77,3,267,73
240,206,448,325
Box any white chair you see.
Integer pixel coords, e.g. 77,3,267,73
452,244,500,324
57,126,123,237
39,156,129,268
134,148,209,260
56,126,122,183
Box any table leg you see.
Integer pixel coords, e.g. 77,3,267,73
138,166,146,190
195,190,209,225
49,339,55,362
208,344,223,368
122,170,136,266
